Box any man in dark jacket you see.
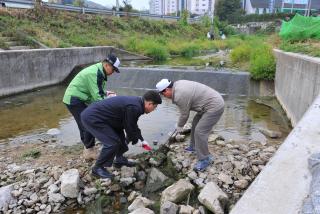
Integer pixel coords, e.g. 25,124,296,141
81,91,162,179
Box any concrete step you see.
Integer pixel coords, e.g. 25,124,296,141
0,37,13,42
9,46,31,50
5,41,19,46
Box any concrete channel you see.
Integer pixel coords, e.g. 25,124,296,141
0,47,319,213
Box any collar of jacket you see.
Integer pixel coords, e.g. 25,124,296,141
97,62,108,81
139,97,145,113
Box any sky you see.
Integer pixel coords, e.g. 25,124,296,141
91,0,150,10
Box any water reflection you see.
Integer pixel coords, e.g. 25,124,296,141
0,85,291,148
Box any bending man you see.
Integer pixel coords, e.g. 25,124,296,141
156,79,224,171
81,91,162,179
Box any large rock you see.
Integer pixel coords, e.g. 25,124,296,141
128,196,154,212
0,185,16,210
179,205,195,214
161,179,194,205
121,166,136,178
198,182,229,214
129,207,154,214
145,168,169,192
259,128,282,138
60,169,80,198
160,201,179,214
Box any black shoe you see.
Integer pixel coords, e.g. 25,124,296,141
113,157,136,168
92,166,114,179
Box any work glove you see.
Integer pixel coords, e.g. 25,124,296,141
136,140,152,151
107,91,117,98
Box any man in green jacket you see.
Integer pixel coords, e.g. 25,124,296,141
63,54,120,160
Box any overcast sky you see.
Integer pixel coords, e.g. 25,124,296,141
92,0,150,10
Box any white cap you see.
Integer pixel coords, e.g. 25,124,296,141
156,79,171,92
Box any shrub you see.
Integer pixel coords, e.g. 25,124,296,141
145,45,169,61
181,44,200,58
230,44,251,64
249,45,276,80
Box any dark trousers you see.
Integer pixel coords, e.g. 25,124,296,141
81,116,128,167
65,97,95,149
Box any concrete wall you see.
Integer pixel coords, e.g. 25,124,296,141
274,49,320,126
230,93,320,214
0,47,149,97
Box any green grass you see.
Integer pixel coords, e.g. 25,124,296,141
22,149,41,159
280,40,320,57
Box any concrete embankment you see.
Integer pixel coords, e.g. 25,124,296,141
274,49,320,126
231,50,320,214
0,46,149,97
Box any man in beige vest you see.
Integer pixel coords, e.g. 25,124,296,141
156,79,224,171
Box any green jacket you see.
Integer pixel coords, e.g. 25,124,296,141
63,62,108,105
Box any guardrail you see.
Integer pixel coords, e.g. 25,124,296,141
0,0,201,22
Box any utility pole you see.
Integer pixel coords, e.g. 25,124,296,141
307,0,312,16
281,0,285,12
291,0,294,13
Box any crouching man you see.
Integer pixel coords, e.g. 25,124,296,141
81,91,162,179
156,79,224,172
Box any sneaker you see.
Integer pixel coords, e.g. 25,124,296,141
92,166,114,179
83,147,97,161
193,156,214,172
185,146,195,152
113,156,136,168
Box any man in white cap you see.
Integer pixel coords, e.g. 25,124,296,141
63,54,120,160
156,79,224,171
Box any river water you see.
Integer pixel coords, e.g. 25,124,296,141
0,85,291,153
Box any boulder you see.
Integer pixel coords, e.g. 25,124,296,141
0,185,16,210
129,207,154,214
198,182,228,214
145,168,169,192
60,169,80,198
161,179,194,205
160,201,179,214
128,196,154,212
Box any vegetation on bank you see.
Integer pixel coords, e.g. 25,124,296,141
0,8,318,80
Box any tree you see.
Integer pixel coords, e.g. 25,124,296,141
215,0,244,22
121,0,132,12
73,0,84,7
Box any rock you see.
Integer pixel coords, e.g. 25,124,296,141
246,149,260,157
216,140,226,146
259,128,282,138
208,134,219,143
128,191,138,202
45,205,52,213
110,184,121,192
161,179,194,205
128,196,154,212
194,178,205,188
129,207,154,214
263,146,277,153
11,188,23,197
179,205,195,214
46,128,61,136
160,201,179,214
48,193,65,203
29,193,38,202
48,184,59,194
182,159,191,168
217,173,233,185
134,181,145,190
120,177,136,187
60,169,80,198
198,182,228,214
187,171,198,180
83,187,98,195
149,158,161,166
121,166,136,178
0,185,16,210
77,193,83,204
101,178,112,187
145,168,169,193
137,171,147,181
234,180,249,189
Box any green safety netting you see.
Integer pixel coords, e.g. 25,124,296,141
279,14,320,41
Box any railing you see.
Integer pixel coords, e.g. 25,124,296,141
0,0,201,22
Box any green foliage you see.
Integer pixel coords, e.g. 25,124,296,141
280,40,320,57
249,45,276,80
179,10,189,26
22,149,41,159
230,44,251,64
216,0,244,22
200,15,211,28
181,44,200,58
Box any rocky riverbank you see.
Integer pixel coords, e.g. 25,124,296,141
0,127,281,214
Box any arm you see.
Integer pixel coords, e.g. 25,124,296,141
177,105,190,128
124,106,144,144
86,70,106,102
